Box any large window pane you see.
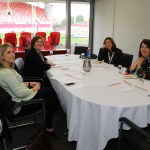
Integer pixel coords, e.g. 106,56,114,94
71,2,90,48
0,1,66,50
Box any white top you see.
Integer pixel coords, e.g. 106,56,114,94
46,54,150,150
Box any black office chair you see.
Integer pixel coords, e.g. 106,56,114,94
74,46,88,55
0,86,45,150
118,117,150,150
74,46,98,59
14,57,24,74
14,57,44,87
122,53,133,68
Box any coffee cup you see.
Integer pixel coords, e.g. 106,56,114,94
121,67,127,74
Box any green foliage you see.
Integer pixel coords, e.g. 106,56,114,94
60,16,74,25
76,15,84,23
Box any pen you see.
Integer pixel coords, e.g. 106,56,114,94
109,83,121,86
124,80,131,85
134,85,148,91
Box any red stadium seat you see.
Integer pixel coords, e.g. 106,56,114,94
35,32,46,41
19,32,32,51
49,32,60,50
36,32,52,50
4,32,17,50
0,38,2,44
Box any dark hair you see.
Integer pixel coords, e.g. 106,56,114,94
138,39,150,57
31,36,44,48
103,37,116,50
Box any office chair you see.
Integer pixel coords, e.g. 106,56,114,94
121,53,133,68
0,86,45,150
74,46,98,59
14,57,24,74
74,46,88,55
118,117,150,150
14,57,44,87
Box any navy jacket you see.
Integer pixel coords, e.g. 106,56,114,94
22,48,51,77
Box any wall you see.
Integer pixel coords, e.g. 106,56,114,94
94,0,150,62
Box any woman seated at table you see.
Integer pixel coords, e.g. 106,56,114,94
98,37,123,67
0,43,59,136
22,36,55,87
130,39,150,80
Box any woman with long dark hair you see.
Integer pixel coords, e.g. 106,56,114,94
22,36,55,87
130,39,150,79
98,37,123,67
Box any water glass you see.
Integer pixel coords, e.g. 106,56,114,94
65,49,70,58
138,77,145,85
118,65,122,70
50,51,53,56
81,53,85,59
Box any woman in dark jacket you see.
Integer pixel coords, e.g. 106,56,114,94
130,39,150,80
22,36,54,87
98,37,123,67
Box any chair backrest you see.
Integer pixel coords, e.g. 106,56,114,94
4,32,17,47
74,46,88,55
50,32,60,45
14,57,24,74
21,32,31,38
122,53,133,68
0,86,16,121
35,32,46,41
19,32,32,49
0,38,2,44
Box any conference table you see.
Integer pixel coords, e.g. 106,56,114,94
46,54,150,150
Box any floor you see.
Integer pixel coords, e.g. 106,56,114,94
1,107,135,150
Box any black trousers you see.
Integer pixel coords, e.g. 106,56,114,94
16,87,59,128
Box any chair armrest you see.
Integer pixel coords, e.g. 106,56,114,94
119,117,150,139
15,98,45,108
8,99,46,124
23,77,44,88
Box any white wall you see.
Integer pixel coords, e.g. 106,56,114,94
94,0,150,62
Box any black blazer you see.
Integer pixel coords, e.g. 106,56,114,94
98,48,123,67
22,48,51,77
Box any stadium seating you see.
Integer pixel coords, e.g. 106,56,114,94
19,32,32,51
4,32,17,49
0,2,49,23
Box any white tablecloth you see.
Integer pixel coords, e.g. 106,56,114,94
46,54,150,150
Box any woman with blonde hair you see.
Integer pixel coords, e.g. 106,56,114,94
0,43,59,137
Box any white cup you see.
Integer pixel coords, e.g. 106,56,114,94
81,53,85,59
121,67,127,74
118,65,122,70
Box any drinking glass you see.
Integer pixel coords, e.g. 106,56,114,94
65,49,70,58
50,51,53,56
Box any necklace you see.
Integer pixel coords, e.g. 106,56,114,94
108,51,115,64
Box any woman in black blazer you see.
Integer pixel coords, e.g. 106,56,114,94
98,37,123,67
22,36,54,87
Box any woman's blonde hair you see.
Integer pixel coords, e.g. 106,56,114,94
0,43,14,69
